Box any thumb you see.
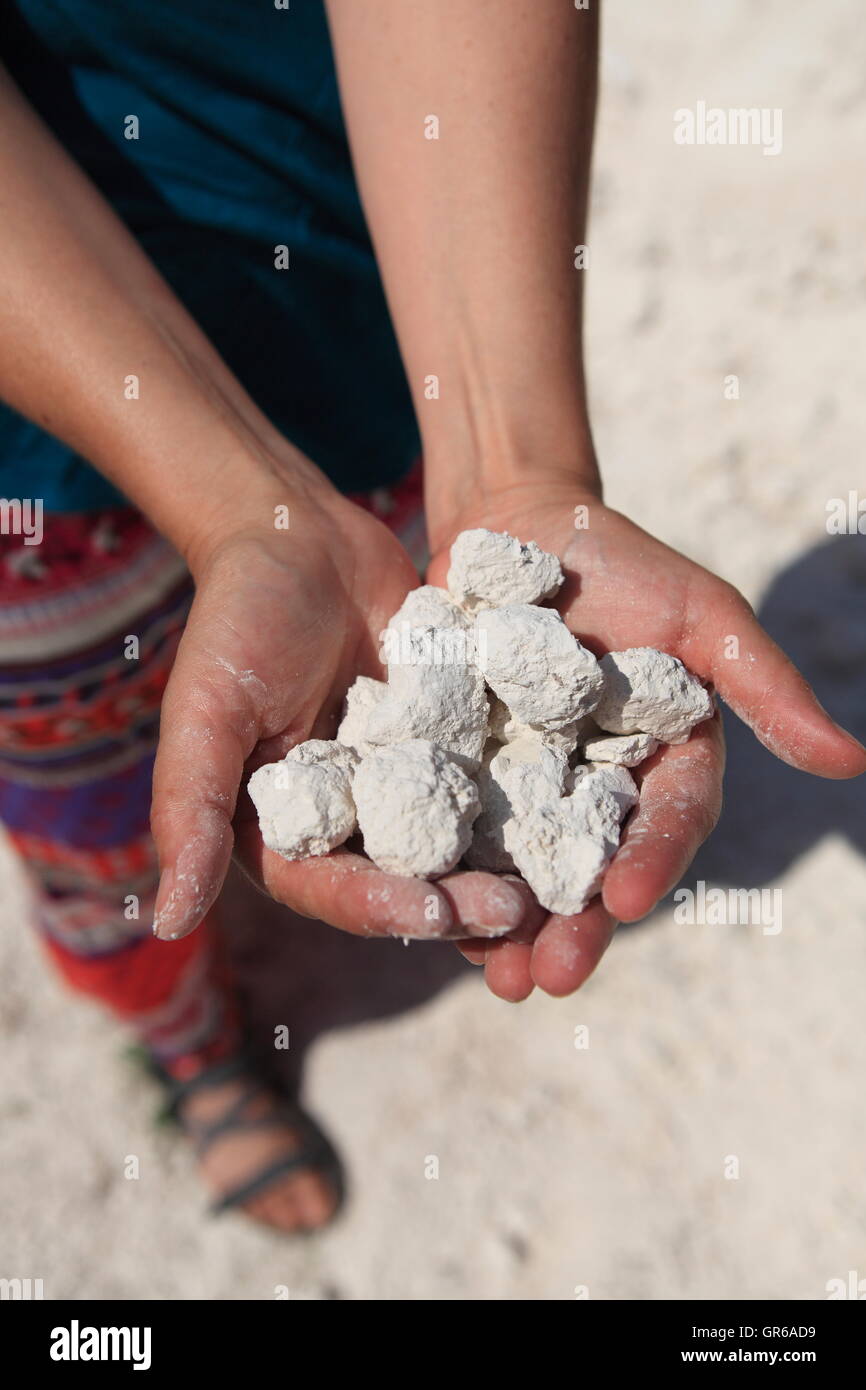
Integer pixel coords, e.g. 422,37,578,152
690,582,866,779
151,640,266,942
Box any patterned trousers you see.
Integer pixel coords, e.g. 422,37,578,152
0,468,425,1079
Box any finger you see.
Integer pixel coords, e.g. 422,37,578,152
453,877,547,963
151,647,268,941
602,714,725,923
454,939,489,965
436,870,546,939
237,820,542,941
686,582,866,779
236,826,457,939
483,939,535,1001
530,900,617,996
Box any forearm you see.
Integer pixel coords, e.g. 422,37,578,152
0,66,332,573
325,0,601,543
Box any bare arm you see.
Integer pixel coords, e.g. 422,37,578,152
324,0,600,546
325,0,866,999
0,62,319,564
0,64,528,948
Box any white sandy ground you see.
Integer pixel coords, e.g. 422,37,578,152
1,0,865,1300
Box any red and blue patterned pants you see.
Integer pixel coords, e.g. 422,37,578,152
0,471,425,1079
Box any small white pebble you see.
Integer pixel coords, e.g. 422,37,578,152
248,747,356,860
467,738,568,873
353,740,480,878
447,528,563,613
475,604,603,730
594,647,713,744
337,675,388,757
581,731,658,767
366,660,488,770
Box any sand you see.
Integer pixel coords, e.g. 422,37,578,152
1,0,864,1300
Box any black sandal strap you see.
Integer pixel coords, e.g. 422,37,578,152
192,1093,324,1158
154,1052,261,1122
209,1145,338,1217
146,1048,343,1218
182,1082,272,1156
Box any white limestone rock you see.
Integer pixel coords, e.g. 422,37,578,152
488,694,594,757
387,585,471,634
581,731,659,767
382,622,479,674
447,528,564,614
570,762,639,852
354,740,480,878
504,762,637,914
466,738,568,873
248,741,357,861
365,660,489,771
381,585,477,672
595,647,713,745
503,796,610,916
575,761,644,811
558,714,602,751
475,604,604,730
487,694,524,745
246,537,720,911
336,675,388,757
285,739,359,776
503,759,638,912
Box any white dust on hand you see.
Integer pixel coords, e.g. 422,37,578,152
246,528,713,914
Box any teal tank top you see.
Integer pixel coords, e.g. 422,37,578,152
0,0,419,509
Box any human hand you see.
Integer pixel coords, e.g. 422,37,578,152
151,484,542,945
426,479,866,1000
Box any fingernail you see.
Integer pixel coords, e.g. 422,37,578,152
151,867,195,942
390,926,451,941
151,867,173,937
376,887,455,940
813,697,866,754
833,722,866,756
453,921,516,940
464,880,527,936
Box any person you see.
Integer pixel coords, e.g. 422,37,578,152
0,0,862,1235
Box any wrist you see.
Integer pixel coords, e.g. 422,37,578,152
417,339,602,534
175,442,340,581
422,413,602,554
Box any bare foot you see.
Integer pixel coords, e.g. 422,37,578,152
178,1075,340,1233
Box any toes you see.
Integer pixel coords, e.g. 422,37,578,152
290,1171,338,1229
247,1185,301,1233
243,1169,336,1233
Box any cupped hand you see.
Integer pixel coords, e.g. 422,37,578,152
151,488,542,945
426,479,866,1000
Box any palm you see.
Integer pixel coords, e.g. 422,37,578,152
151,498,543,947
431,487,696,649
428,481,865,999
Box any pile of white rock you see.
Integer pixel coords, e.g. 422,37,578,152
248,529,713,916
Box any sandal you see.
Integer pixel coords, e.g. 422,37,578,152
150,1052,344,1219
